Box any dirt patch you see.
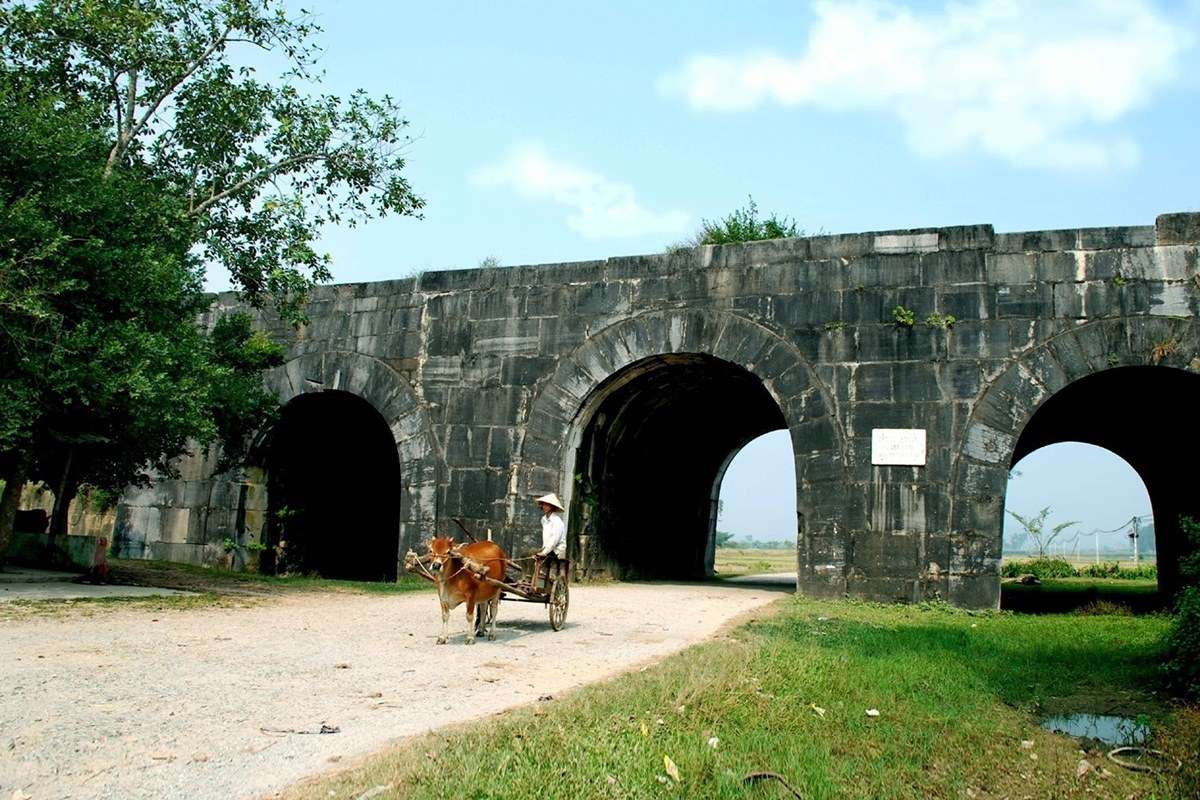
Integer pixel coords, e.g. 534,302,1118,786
0,581,784,800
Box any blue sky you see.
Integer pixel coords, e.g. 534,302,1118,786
214,1,1197,544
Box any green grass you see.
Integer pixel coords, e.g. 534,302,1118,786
282,597,1192,800
714,547,794,576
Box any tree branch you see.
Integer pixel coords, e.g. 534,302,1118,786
189,152,326,216
103,70,138,176
103,27,232,178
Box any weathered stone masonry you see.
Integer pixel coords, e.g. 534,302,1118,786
109,212,1200,608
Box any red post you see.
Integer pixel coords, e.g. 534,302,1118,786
90,536,109,583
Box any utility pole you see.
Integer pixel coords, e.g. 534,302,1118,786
1129,517,1140,569
1095,528,1100,565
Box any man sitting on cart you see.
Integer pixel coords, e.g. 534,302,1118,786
533,493,567,589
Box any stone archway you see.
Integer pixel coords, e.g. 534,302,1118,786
515,309,847,591
951,316,1200,605
258,351,442,572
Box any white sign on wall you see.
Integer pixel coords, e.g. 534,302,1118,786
871,428,927,466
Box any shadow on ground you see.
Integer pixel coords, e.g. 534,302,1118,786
1001,580,1166,614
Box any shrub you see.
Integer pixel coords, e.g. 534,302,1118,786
1164,586,1200,698
1079,561,1158,580
667,196,801,252
1003,558,1158,581
1164,516,1200,698
1078,561,1122,578
1000,557,1077,579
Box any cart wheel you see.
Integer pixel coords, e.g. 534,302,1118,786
548,574,569,631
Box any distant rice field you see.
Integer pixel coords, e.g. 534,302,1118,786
716,547,1156,575
714,547,794,576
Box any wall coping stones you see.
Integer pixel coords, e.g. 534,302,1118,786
1156,212,1200,246
994,226,1157,253
200,215,1192,304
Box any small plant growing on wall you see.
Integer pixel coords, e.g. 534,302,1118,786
1151,337,1180,365
891,305,915,328
923,313,956,330
823,321,846,332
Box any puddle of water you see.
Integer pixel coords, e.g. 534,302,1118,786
1040,714,1150,746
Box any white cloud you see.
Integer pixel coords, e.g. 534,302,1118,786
659,0,1193,170
471,142,690,239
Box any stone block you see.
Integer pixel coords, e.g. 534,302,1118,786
808,232,875,260
500,355,556,386
846,402,915,437
854,364,893,402
770,291,842,328
1149,283,1192,317
939,224,995,251
840,286,887,322
938,361,983,400
936,285,992,320
469,289,523,320
425,317,472,356
792,417,837,454
523,285,573,317
996,283,1053,318
571,282,632,316
424,292,471,320
1077,226,1143,251
986,252,1036,284
921,250,986,284
875,232,939,254
1149,246,1198,281
892,362,940,402
1156,212,1200,245
850,529,921,578
418,267,494,293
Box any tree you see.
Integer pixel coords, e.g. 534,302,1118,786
2,0,422,322
668,196,801,251
0,0,421,561
1006,507,1079,559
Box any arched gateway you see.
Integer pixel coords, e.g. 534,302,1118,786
516,310,844,583
105,212,1198,606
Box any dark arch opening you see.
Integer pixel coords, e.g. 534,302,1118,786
261,391,401,581
1009,366,1200,596
569,354,789,580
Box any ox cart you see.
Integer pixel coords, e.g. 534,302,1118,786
404,544,570,633
480,557,570,632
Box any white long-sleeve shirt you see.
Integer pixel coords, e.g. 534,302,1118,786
539,511,567,558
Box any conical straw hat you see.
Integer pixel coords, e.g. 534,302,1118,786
535,493,565,511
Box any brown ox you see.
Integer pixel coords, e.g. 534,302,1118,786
424,537,506,645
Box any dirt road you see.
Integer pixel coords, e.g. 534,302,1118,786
0,582,784,800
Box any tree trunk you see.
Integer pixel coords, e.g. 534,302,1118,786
0,466,25,571
46,446,76,558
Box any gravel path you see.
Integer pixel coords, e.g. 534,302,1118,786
0,582,784,800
